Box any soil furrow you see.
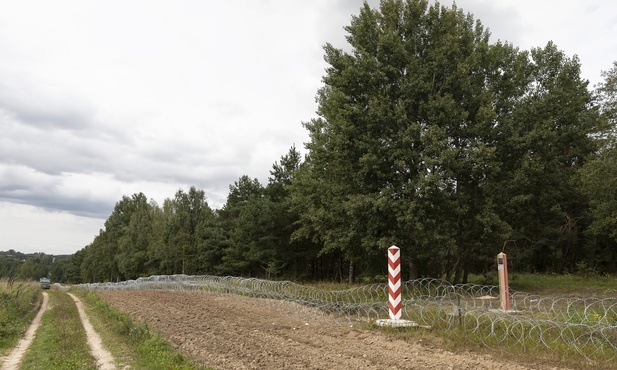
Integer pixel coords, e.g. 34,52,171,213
98,290,553,370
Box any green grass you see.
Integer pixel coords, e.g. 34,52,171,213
363,308,614,370
0,279,41,354
375,273,617,370
309,274,617,369
509,273,617,297
20,290,98,370
310,273,617,297
468,272,617,297
74,289,210,370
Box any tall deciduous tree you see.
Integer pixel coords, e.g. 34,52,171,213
295,0,599,282
579,61,617,272
297,0,512,283
268,146,320,279
80,193,159,281
116,193,153,279
496,43,600,273
164,187,216,274
218,175,266,275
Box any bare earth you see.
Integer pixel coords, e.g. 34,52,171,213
98,290,557,370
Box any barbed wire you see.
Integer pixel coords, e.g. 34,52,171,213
77,275,617,362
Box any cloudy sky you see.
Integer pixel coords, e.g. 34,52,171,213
1,0,616,255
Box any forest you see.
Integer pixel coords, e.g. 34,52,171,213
4,0,617,285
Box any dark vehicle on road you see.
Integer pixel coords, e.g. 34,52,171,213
39,278,51,289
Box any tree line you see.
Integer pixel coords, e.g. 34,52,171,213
16,0,617,285
0,250,75,282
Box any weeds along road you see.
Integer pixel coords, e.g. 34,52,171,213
67,293,116,370
0,290,116,370
0,292,48,370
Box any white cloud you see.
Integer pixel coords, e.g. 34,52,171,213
454,0,617,85
0,201,103,255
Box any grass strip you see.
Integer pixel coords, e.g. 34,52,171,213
467,273,617,297
0,280,41,354
20,290,98,370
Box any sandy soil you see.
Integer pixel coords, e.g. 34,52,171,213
97,290,557,370
68,293,116,370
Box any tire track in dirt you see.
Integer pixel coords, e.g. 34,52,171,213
1,291,117,370
0,292,48,370
67,293,116,370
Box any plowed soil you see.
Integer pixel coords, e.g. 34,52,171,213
98,290,554,370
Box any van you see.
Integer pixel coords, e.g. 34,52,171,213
40,278,51,289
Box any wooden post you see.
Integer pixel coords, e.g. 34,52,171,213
497,252,511,311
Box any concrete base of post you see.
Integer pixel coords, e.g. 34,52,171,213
375,319,418,328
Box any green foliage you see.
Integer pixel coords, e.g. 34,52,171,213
136,336,196,370
293,0,601,282
577,62,617,272
0,250,63,281
49,255,81,283
218,176,269,275
163,187,219,275
494,42,600,273
505,273,617,297
0,280,40,352
298,0,509,281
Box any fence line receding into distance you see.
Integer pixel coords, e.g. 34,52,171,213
78,275,617,363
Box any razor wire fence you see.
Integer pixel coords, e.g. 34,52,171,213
77,275,617,362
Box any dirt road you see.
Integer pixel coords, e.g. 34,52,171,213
68,293,116,370
98,290,553,370
0,291,117,370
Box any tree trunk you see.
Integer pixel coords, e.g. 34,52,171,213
453,264,462,285
348,258,354,286
462,267,469,284
445,265,454,283
408,260,418,280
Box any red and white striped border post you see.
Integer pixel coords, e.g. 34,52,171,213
376,246,417,327
388,246,402,320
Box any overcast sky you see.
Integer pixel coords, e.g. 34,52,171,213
1,0,616,255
